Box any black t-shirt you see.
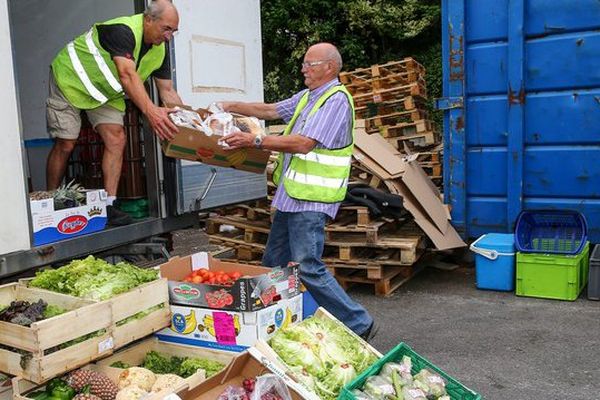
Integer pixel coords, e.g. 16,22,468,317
96,24,171,80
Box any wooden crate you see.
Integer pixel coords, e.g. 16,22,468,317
7,278,170,383
95,337,234,386
0,283,113,383
110,279,170,349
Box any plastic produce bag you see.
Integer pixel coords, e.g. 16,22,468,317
362,375,395,399
380,358,413,386
169,107,204,130
250,374,292,400
413,369,447,397
351,389,376,399
402,386,427,400
217,385,248,400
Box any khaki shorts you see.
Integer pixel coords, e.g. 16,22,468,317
46,71,125,140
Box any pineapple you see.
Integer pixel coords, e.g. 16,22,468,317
67,369,118,400
53,180,86,210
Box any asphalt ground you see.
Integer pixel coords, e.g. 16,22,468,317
172,228,600,399
349,258,600,400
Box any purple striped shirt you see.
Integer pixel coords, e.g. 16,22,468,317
272,78,352,219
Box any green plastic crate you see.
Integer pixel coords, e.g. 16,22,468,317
516,242,589,301
117,198,149,219
339,342,482,400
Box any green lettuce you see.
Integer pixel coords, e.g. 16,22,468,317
30,256,158,300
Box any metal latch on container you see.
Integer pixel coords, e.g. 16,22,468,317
435,97,463,110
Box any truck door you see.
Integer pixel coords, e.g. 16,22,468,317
169,0,267,214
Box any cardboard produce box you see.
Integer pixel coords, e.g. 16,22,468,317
160,252,300,312
30,189,107,246
181,348,318,400
161,105,270,174
156,293,303,352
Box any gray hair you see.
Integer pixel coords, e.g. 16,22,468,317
144,0,173,20
328,48,343,74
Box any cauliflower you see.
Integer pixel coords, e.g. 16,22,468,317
115,386,148,400
118,367,156,391
151,374,186,392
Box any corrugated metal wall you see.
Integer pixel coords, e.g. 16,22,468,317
441,0,600,241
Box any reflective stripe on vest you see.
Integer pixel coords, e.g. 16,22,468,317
84,30,123,93
293,151,352,167
284,169,349,189
66,42,108,103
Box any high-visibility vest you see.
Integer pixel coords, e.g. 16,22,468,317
51,14,165,111
272,85,355,203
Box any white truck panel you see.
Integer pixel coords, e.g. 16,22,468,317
0,0,30,254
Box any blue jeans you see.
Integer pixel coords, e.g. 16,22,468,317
262,210,373,335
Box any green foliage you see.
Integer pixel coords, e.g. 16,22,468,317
261,0,442,125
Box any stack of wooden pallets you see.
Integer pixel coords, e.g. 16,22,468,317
206,152,428,297
340,58,442,187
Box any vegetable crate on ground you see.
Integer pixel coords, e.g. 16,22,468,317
94,337,234,390
340,342,482,400
0,283,112,383
8,278,170,383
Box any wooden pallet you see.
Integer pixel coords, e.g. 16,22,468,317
355,96,425,119
334,206,373,227
352,82,427,108
365,109,428,132
207,215,271,242
325,218,396,245
369,119,432,137
345,73,426,96
341,59,426,84
332,262,425,297
386,131,438,149
323,234,423,264
219,203,272,223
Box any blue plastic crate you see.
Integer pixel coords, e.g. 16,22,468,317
514,210,587,255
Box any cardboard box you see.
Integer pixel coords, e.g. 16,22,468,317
181,349,319,400
160,252,300,312
30,189,107,246
353,124,466,250
253,307,383,400
161,105,270,174
156,294,303,352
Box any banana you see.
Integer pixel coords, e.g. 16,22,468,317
182,310,197,334
281,307,293,330
227,149,247,166
233,314,241,335
203,315,216,337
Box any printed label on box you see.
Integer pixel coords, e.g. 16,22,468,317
213,312,237,346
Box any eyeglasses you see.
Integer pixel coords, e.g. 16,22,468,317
301,60,330,68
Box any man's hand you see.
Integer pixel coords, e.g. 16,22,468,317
146,105,178,140
222,131,256,149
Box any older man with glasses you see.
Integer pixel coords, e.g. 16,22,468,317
45,0,182,226
220,42,377,341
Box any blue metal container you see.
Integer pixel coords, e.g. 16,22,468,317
439,0,600,242
470,233,516,291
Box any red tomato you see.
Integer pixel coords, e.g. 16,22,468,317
192,276,203,284
230,271,242,280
